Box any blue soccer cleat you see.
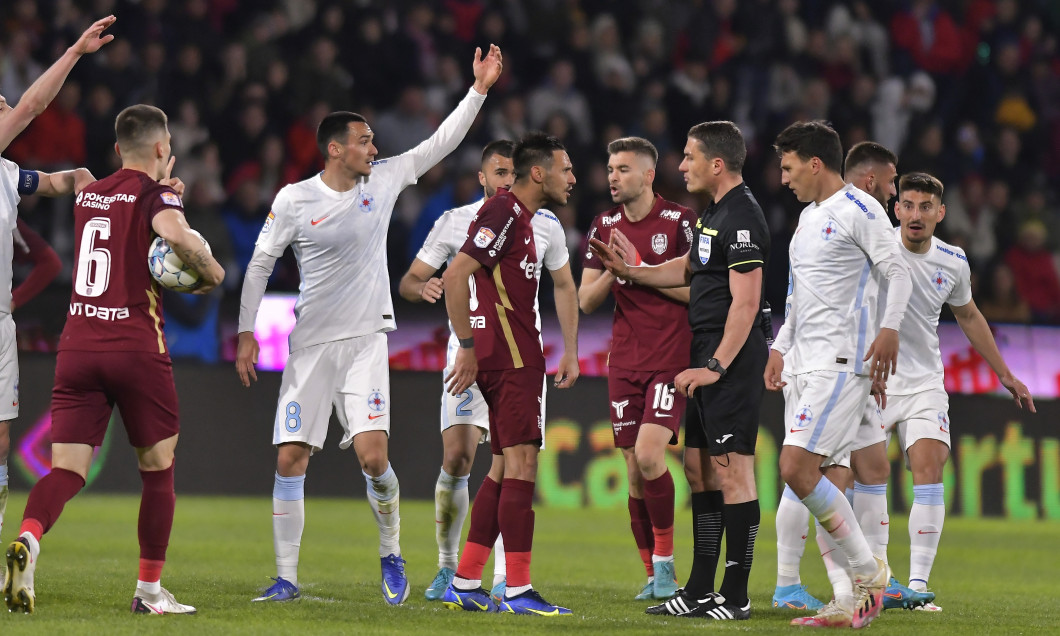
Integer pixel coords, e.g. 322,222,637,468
772,583,825,610
652,560,679,599
380,554,410,605
883,576,935,610
500,588,572,616
490,579,506,606
425,567,454,601
635,578,654,601
252,576,300,602
442,583,496,612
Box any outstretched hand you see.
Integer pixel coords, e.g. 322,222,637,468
472,44,503,94
73,15,116,55
1001,374,1037,413
610,229,642,266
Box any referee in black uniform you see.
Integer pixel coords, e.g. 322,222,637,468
589,121,769,621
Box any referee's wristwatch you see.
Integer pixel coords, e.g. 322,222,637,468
706,357,727,377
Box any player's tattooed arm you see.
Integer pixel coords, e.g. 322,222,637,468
152,209,225,292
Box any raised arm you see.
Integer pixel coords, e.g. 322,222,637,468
405,45,503,178
34,168,95,197
0,16,115,152
951,298,1036,413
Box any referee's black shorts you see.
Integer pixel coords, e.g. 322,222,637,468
684,328,767,456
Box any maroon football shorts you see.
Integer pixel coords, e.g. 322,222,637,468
477,366,545,454
51,350,180,448
607,367,686,448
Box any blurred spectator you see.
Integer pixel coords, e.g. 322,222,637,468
889,0,971,76
943,175,999,267
1004,219,1060,323
0,31,43,104
225,134,302,205
977,262,1031,324
528,59,593,144
373,86,436,156
221,177,270,279
6,82,85,169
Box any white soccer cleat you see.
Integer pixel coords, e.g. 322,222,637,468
131,585,197,615
850,556,888,629
915,601,942,612
4,534,38,614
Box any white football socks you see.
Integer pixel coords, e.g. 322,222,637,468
800,477,877,578
853,481,890,566
365,462,401,557
908,483,944,588
272,472,305,585
435,469,470,571
775,486,811,587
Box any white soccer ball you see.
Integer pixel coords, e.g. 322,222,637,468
148,230,211,293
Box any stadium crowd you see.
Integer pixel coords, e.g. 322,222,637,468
2,0,1059,361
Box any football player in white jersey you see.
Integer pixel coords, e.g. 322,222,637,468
235,45,503,606
866,172,1033,611
399,139,578,603
764,121,912,629
0,16,114,551
772,141,935,613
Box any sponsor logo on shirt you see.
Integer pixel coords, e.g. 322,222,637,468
651,233,668,255
934,243,968,262
474,227,496,248
844,191,876,219
659,209,683,221
262,211,275,234
600,212,622,226
821,219,838,241
611,399,629,418
160,191,182,207
612,420,637,433
737,230,750,243
75,191,136,210
698,234,711,264
68,302,130,321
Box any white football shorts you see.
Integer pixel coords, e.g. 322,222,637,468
884,389,952,466
273,332,390,452
438,365,549,449
0,314,17,421
782,370,871,463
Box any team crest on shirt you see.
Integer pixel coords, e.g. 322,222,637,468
160,191,182,207
938,411,950,433
474,227,496,248
932,268,947,292
792,406,813,431
368,391,386,412
698,234,711,264
821,219,838,241
358,192,374,212
651,233,668,255
262,211,275,234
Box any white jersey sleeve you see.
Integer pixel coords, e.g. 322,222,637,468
255,186,298,258
0,159,24,315
536,209,570,271
415,199,483,269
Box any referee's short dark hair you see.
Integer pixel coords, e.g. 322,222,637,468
899,172,945,200
482,139,515,166
844,141,898,176
513,132,566,181
688,121,746,173
607,136,659,165
774,120,844,174
115,105,168,153
316,111,368,158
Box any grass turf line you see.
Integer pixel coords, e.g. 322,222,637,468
1,492,1057,634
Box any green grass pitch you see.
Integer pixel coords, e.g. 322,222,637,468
1,492,1058,634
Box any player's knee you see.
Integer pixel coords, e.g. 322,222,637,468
634,448,664,480
442,450,473,477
